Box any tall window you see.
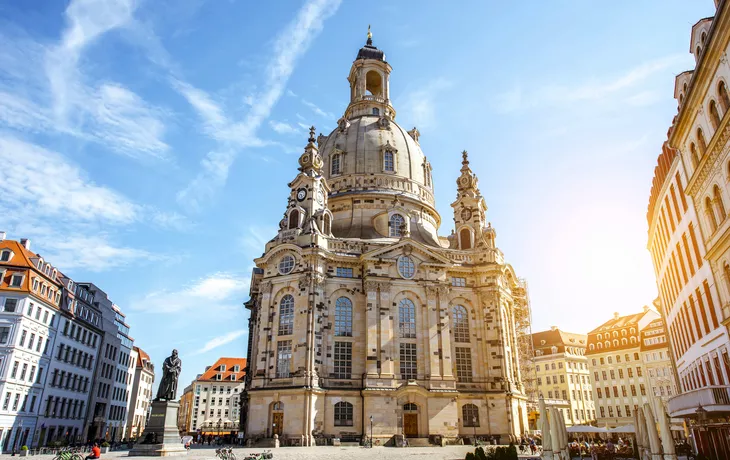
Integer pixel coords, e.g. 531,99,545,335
384,150,394,172
455,347,473,382
334,297,353,336
334,401,353,426
714,185,726,221
333,342,352,379
278,295,294,335
288,210,300,230
707,197,719,232
452,306,470,343
276,341,292,378
720,81,730,112
710,100,721,129
398,299,416,338
331,153,341,175
389,214,404,237
463,404,479,427
400,343,417,380
697,127,707,155
460,228,472,250
690,143,700,168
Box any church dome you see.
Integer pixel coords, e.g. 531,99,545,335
318,115,434,207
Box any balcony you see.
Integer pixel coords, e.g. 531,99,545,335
668,386,730,418
360,95,385,103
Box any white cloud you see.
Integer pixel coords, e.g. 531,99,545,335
38,235,164,271
301,99,334,119
0,136,138,224
297,122,311,131
239,225,277,255
269,120,299,134
194,329,248,355
492,54,688,113
397,78,453,130
175,0,342,208
129,272,250,314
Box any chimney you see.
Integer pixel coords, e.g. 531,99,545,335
613,312,620,320
550,326,558,331
19,238,30,250
0,231,5,241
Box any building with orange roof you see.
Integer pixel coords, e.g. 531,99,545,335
639,314,679,425
186,357,245,437
531,327,594,428
125,347,155,439
586,307,662,429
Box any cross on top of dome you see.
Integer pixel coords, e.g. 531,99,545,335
357,25,384,61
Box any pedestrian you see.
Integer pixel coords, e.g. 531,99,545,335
85,443,101,460
590,442,598,460
606,439,615,460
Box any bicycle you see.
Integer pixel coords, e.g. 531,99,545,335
216,446,237,460
52,448,83,460
244,450,273,460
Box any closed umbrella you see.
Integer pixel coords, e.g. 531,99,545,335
657,403,676,460
633,411,642,458
550,408,562,460
559,410,569,460
539,398,553,460
638,407,648,460
643,403,663,460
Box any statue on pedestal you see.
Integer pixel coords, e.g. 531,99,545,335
155,349,181,401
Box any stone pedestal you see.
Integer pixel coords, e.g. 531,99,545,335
129,401,187,457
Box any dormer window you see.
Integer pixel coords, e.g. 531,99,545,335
10,274,23,288
331,153,341,175
234,365,240,372
215,374,222,381
0,250,12,262
220,364,227,372
384,150,394,172
389,214,405,237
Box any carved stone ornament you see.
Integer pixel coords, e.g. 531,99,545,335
337,117,351,132
317,134,327,148
722,52,729,65
364,280,380,292
258,281,272,293
407,127,420,143
378,116,391,130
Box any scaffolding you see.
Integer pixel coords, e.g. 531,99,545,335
514,278,539,429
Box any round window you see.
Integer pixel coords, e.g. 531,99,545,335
278,255,295,274
397,256,416,279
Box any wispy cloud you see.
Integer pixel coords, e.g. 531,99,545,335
301,99,334,119
397,77,453,130
239,225,277,255
38,235,166,271
194,329,248,355
175,0,342,208
129,272,250,314
492,54,687,113
0,0,170,160
269,120,300,134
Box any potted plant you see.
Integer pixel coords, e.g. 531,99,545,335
19,446,28,457
101,442,110,453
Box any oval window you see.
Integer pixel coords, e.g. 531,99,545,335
278,255,295,275
397,255,416,279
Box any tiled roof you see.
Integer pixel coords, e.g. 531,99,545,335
135,346,151,367
531,328,587,353
198,357,246,382
588,312,644,334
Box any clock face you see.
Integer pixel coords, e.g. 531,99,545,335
296,188,307,201
316,189,325,205
461,208,472,221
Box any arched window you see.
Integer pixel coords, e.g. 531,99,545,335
398,298,416,338
706,196,719,232
331,153,341,175
389,214,405,237
334,401,353,426
613,339,619,347
288,209,300,229
278,295,294,335
697,128,707,156
463,404,479,427
384,150,394,172
272,401,283,411
710,100,721,129
323,214,331,235
702,32,707,43
334,297,353,337
597,334,602,340
679,94,684,105
720,81,730,112
630,337,637,344
613,331,618,338
604,341,610,349
690,143,700,168
460,228,472,250
597,343,602,350
452,305,470,343
714,185,727,222
621,329,627,336
589,344,594,351
697,46,702,57
365,70,383,97
723,263,730,296
621,338,627,345
403,403,418,412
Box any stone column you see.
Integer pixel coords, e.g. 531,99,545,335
257,281,273,382
364,281,380,377
379,282,394,378
426,286,441,379
437,285,454,379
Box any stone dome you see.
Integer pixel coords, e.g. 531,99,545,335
318,115,434,207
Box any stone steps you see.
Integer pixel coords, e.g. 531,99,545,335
405,438,432,447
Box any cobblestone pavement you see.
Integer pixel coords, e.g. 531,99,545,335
0,445,543,460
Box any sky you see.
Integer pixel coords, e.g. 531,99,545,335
0,0,717,389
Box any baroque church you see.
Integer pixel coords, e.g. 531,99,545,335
243,30,529,446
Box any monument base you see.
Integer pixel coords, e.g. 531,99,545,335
129,401,187,457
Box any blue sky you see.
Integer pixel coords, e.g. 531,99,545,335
0,0,716,388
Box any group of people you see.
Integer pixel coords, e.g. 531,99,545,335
567,437,633,459
517,435,541,455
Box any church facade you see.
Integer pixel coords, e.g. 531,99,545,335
243,31,529,446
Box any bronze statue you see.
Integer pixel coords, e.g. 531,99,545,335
155,349,181,401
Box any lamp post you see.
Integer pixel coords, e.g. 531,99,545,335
694,404,708,457
472,417,477,446
369,415,373,448
217,418,222,444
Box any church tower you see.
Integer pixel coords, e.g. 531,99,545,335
243,29,529,447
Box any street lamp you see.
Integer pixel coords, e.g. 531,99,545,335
472,417,477,446
217,418,222,444
369,415,373,448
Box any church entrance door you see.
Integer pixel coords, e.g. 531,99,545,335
403,414,418,438
272,412,283,436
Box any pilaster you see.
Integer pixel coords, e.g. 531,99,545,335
364,281,380,377
437,285,454,379
379,282,394,378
